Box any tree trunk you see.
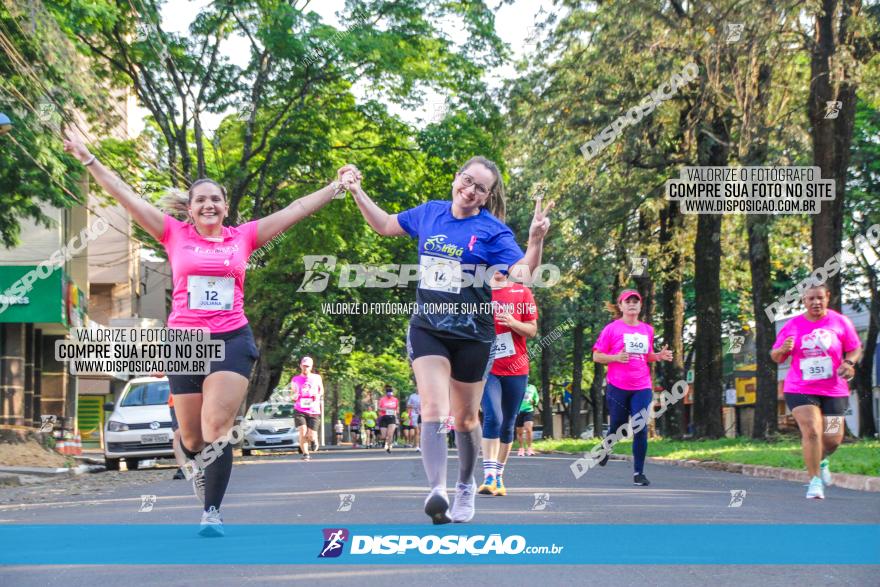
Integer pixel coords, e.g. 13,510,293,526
854,251,878,438
570,321,585,438
748,215,779,438
659,202,686,437
331,380,340,443
247,319,284,407
808,0,860,311
744,62,778,439
354,384,364,417
692,113,729,438
540,309,554,439
634,212,654,324
589,361,605,437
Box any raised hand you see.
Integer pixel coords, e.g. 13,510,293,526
496,312,516,328
528,196,554,242
337,164,362,192
656,345,673,361
62,128,92,164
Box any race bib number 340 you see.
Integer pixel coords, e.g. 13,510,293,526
624,333,649,355
188,276,234,311
419,256,462,294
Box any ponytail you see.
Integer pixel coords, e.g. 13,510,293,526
605,301,622,319
158,188,190,221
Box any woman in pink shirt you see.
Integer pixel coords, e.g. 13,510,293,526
378,385,400,453
771,283,861,499
291,356,324,461
592,290,672,486
64,131,350,536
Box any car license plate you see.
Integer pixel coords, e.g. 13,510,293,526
141,433,168,444
264,437,282,444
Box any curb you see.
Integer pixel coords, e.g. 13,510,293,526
0,473,21,487
602,454,880,492
0,464,104,477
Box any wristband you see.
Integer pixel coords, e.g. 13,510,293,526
83,155,97,166
331,180,345,197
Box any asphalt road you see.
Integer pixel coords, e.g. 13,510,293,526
0,447,877,586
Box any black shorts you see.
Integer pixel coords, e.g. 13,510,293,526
294,411,319,431
785,393,848,416
378,415,397,428
168,325,259,395
515,411,534,427
170,405,179,432
407,325,494,383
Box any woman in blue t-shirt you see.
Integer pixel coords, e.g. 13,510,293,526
338,157,552,524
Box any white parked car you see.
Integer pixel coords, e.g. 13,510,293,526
103,376,173,471
242,402,300,456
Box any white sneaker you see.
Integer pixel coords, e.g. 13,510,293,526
806,476,825,500
820,460,832,486
199,506,224,537
424,488,451,525
192,468,206,505
450,480,476,523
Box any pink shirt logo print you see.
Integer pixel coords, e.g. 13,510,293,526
801,328,835,352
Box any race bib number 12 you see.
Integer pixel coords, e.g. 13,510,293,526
188,276,234,311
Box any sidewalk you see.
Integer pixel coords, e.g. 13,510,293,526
604,454,880,492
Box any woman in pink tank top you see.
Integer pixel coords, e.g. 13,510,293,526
64,130,352,536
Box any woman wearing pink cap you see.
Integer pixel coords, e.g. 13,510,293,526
63,131,350,536
291,356,324,461
771,283,861,499
592,289,672,486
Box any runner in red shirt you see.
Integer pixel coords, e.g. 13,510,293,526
478,271,538,497
378,385,400,453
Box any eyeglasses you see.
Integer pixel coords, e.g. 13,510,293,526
458,172,490,197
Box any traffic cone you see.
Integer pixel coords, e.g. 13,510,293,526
56,439,68,455
72,433,82,455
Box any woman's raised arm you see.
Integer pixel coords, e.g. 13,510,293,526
338,165,406,237
63,129,165,241
64,130,165,240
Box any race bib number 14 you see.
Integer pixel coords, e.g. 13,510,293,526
419,256,462,294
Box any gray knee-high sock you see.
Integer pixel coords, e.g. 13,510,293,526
455,426,481,485
420,421,448,491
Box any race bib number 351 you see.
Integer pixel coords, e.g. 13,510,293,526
188,276,234,311
801,356,833,381
419,256,462,294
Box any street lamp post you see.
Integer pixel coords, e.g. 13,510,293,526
0,112,12,136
